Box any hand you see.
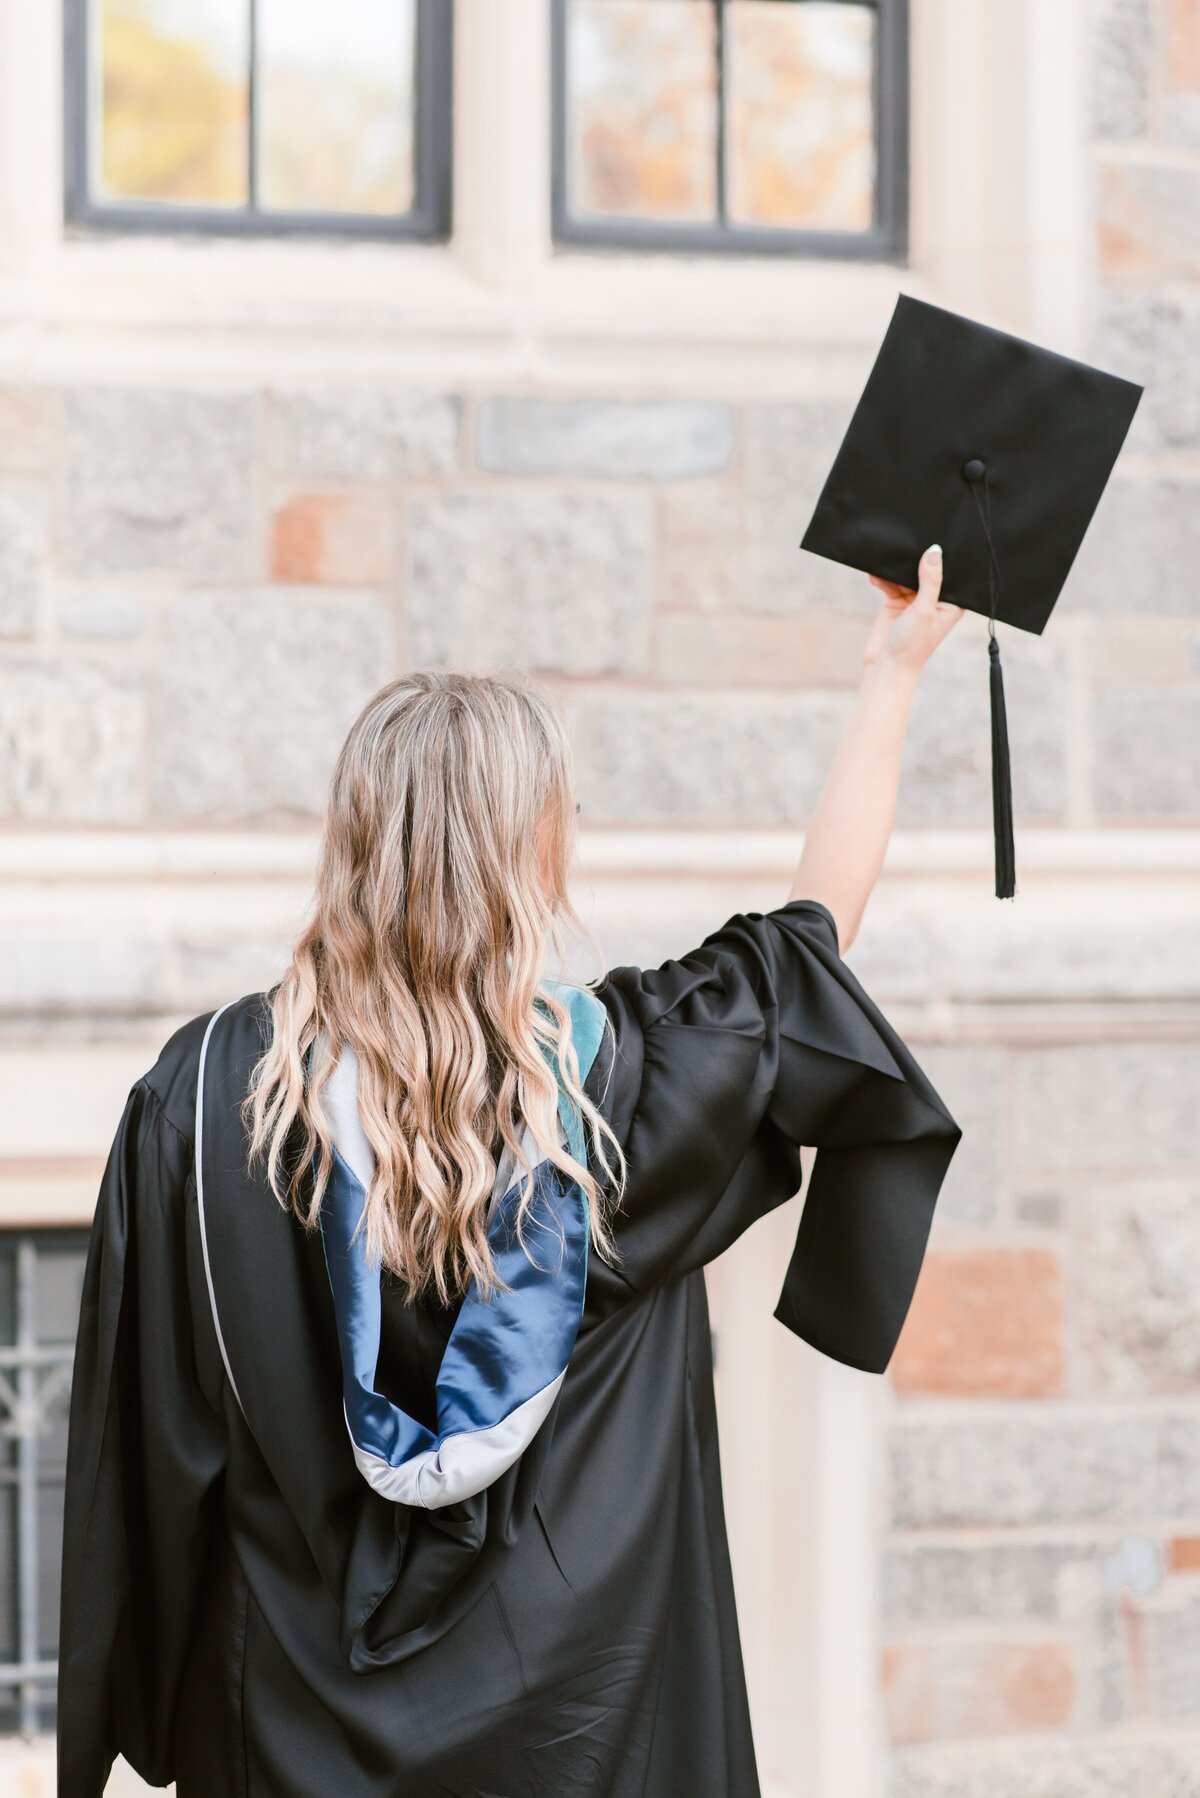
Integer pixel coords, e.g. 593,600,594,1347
862,545,964,675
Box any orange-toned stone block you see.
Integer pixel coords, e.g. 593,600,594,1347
1169,1536,1200,1572
1170,0,1200,92
881,1639,1075,1744
890,1245,1064,1397
271,492,391,586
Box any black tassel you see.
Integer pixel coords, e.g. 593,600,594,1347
988,633,1016,899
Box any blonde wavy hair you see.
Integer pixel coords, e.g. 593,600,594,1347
242,670,625,1304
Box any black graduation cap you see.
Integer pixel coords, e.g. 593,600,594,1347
800,294,1143,898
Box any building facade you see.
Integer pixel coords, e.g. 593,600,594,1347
1,1,1199,1793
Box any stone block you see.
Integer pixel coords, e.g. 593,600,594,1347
63,388,257,578
149,587,393,820
1144,1588,1200,1720
565,688,854,824
1089,0,1153,139
657,487,744,612
1093,688,1200,817
889,1408,1200,1528
476,398,735,480
1098,155,1200,283
1165,93,1200,151
1096,293,1200,450
57,587,145,640
1065,471,1200,618
0,482,46,635
1015,1043,1200,1170
0,388,58,473
268,390,461,480
1169,0,1200,92
891,1246,1064,1397
407,491,653,676
1075,1183,1200,1395
0,930,162,1014
890,1739,1200,1798
270,491,394,586
654,611,864,687
882,1538,1108,1625
744,401,871,612
0,653,144,821
897,621,1067,824
906,1046,1006,1227
882,1638,1074,1743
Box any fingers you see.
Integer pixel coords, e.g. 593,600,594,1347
869,575,916,602
913,544,943,612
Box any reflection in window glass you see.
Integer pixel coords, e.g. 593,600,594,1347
566,0,718,223
726,1,875,231
257,0,416,215
94,0,249,206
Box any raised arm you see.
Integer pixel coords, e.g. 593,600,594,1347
789,545,962,952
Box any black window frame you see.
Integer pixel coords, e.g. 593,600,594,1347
62,0,454,243
0,1228,89,1738
550,0,908,262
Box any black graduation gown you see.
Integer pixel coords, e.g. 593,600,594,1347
58,898,961,1798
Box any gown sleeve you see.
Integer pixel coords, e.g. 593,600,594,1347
589,897,963,1375
57,1076,228,1798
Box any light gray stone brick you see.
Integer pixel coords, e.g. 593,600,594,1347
905,1046,1007,1227
0,930,162,1013
882,1538,1108,1624
1166,94,1200,154
889,1409,1200,1528
1075,1184,1200,1395
63,387,257,578
898,622,1067,824
0,481,46,634
1064,472,1200,617
1096,292,1200,450
57,587,145,640
1093,688,1200,817
890,1739,1200,1798
1015,1043,1200,1170
269,390,461,480
0,653,144,821
1089,0,1153,140
1145,1589,1200,1721
476,398,735,480
407,491,654,676
744,401,872,612
149,587,393,821
566,688,854,824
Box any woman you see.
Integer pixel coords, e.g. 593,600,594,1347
59,548,963,1798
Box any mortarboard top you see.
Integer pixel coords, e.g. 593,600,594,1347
800,294,1144,897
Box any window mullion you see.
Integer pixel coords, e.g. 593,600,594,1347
715,0,728,229
247,0,260,215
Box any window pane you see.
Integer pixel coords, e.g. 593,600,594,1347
726,1,875,232
257,0,416,216
93,0,250,207
566,0,718,224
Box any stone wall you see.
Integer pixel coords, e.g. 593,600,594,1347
880,2,1200,1789
1,372,1190,840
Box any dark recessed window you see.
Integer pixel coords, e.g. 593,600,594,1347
63,0,452,241
0,1231,88,1737
551,0,907,259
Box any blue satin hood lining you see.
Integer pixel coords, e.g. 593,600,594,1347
316,980,608,1506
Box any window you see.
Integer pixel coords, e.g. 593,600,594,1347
0,1232,87,1737
63,0,453,240
551,0,907,259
